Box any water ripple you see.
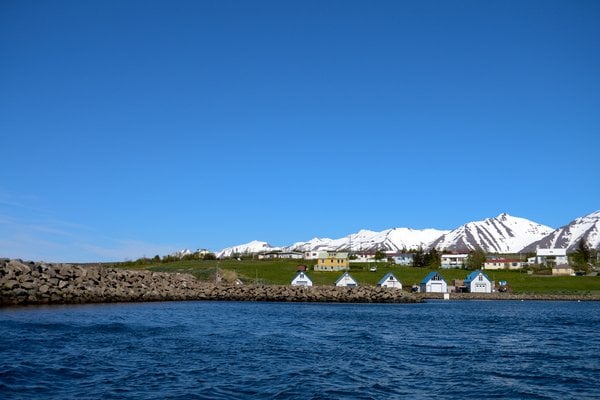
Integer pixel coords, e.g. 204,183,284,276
1,301,599,399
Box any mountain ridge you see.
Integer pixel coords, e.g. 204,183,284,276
521,210,600,253
210,210,599,258
428,213,554,253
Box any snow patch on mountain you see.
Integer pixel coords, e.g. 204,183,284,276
216,240,281,258
429,213,554,253
284,227,448,253
521,210,600,252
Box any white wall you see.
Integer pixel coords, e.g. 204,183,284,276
421,280,448,293
381,279,402,289
336,275,358,287
291,273,313,286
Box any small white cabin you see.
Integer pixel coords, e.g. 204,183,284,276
335,272,358,287
377,272,402,289
464,270,492,293
291,272,313,287
420,272,448,293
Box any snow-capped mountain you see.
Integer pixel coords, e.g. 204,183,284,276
171,249,194,258
521,210,600,252
286,228,449,253
216,240,281,258
429,213,554,253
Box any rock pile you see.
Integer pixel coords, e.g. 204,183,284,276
0,259,420,306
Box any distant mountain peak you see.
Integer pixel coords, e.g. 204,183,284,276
213,211,598,258
429,214,553,253
521,209,600,252
216,240,280,258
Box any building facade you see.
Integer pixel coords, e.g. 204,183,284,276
483,259,524,270
314,252,349,271
291,271,313,286
441,254,469,269
420,272,448,293
464,270,493,293
335,272,358,287
535,248,568,267
377,272,402,289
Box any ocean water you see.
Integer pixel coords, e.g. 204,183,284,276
1,300,599,399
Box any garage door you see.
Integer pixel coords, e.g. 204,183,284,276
430,283,443,292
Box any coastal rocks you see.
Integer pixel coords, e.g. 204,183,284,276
0,260,420,306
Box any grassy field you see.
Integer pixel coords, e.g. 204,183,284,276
112,259,600,295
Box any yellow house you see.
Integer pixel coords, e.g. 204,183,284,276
552,265,574,276
314,252,349,271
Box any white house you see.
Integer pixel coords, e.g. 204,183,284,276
464,270,493,293
377,272,402,289
350,253,379,263
535,248,568,267
291,271,313,286
483,258,525,270
258,251,304,260
441,254,469,269
335,272,358,287
304,251,321,260
420,272,448,293
393,254,414,266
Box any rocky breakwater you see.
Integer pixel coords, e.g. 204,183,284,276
0,259,420,306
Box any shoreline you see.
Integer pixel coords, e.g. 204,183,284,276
2,259,599,307
418,293,600,301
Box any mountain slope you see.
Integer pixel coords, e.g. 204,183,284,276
284,227,448,253
216,240,280,258
429,213,554,253
521,210,600,252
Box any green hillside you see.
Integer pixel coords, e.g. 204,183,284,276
112,259,600,295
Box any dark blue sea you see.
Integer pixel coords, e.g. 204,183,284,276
1,300,599,399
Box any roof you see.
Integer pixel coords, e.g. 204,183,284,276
441,254,469,258
421,271,446,284
536,248,567,256
377,272,399,285
320,252,349,259
335,272,356,284
464,270,491,284
292,271,312,282
484,259,521,263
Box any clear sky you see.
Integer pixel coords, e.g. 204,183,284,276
1,0,599,262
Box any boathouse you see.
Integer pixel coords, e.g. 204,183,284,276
377,272,402,289
420,272,448,293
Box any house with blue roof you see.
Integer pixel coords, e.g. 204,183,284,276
377,272,402,289
335,272,358,287
420,271,448,293
464,270,492,293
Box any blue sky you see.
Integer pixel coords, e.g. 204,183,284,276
1,0,599,262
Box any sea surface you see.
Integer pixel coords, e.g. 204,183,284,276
1,300,599,399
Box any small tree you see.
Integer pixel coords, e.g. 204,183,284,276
571,239,591,269
412,247,426,268
375,250,386,261
466,249,486,270
425,248,441,268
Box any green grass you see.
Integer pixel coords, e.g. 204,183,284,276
110,259,600,294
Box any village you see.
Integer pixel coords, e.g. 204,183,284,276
282,247,581,294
